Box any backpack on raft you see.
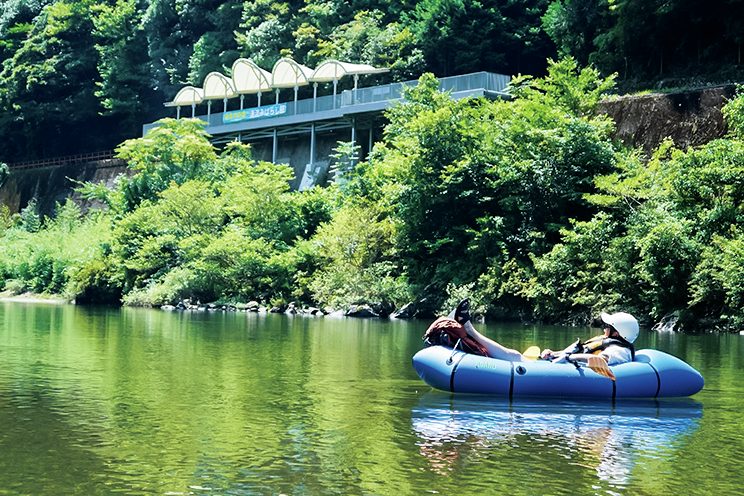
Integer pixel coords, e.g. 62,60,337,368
422,317,489,357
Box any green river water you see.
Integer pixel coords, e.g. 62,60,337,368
0,301,741,495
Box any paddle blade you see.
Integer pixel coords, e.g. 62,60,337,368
587,356,616,381
523,346,541,360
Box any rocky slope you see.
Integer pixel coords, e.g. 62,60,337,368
599,85,735,152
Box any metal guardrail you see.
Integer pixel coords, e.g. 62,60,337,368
7,150,120,170
193,71,512,128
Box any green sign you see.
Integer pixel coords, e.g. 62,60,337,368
223,103,288,124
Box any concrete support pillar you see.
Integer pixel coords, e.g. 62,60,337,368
275,89,280,105
351,118,356,166
294,86,299,114
191,103,196,117
240,94,244,110
258,92,262,107
333,79,338,109
176,106,181,119
207,100,212,121
313,83,318,112
272,128,278,163
310,123,316,166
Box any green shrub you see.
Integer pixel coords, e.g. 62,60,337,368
3,279,25,295
307,201,408,309
722,87,744,139
195,229,285,302
19,199,41,233
122,266,199,306
527,213,619,319
65,252,124,304
690,233,744,328
309,261,410,311
0,205,112,296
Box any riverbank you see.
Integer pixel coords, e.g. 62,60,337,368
1,291,739,333
0,291,69,304
0,292,420,319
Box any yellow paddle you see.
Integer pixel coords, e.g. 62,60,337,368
522,346,541,360
587,356,616,381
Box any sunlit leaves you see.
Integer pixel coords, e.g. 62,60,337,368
530,87,744,327
510,57,617,116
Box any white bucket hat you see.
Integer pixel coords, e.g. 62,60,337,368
601,311,640,343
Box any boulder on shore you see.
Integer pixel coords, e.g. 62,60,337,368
654,312,683,333
392,302,417,319
345,304,379,318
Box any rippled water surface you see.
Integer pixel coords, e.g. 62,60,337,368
0,302,741,495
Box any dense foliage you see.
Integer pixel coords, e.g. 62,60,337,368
0,0,554,164
2,60,742,330
2,0,741,164
543,0,744,85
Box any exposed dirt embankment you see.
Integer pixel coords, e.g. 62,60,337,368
600,85,736,152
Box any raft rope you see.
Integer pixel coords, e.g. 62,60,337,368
446,339,462,365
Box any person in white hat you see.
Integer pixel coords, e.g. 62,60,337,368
443,300,637,381
540,311,640,366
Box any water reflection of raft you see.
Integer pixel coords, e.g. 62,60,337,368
412,394,703,484
412,346,704,398
412,393,703,443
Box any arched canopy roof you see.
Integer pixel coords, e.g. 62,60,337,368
165,58,392,106
232,58,272,94
310,60,389,82
272,58,313,88
165,86,204,107
203,72,237,100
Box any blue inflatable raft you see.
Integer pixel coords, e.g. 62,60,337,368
412,346,704,398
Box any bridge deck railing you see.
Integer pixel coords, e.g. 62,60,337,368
7,150,118,170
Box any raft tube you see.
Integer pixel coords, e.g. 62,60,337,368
412,346,704,398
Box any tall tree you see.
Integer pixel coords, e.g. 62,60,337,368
235,0,303,67
312,10,425,80
187,1,242,83
93,0,155,131
0,0,52,35
542,0,613,65
0,0,104,161
544,0,744,81
404,0,554,76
